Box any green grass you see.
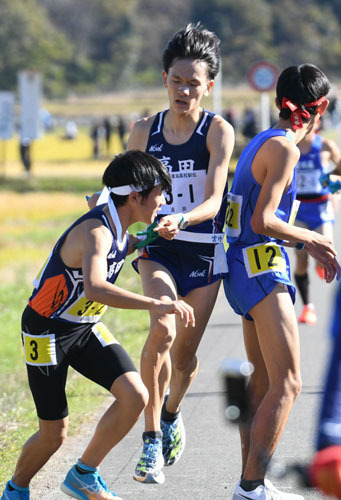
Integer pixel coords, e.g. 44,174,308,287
0,186,149,490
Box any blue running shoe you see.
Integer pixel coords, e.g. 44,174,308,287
1,481,29,500
133,435,165,484
61,464,122,500
161,397,186,466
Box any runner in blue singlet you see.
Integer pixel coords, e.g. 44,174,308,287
0,151,194,500
127,24,235,484
223,64,340,500
294,121,341,325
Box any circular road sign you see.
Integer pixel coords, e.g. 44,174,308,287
248,62,278,92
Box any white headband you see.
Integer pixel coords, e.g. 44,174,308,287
109,178,160,196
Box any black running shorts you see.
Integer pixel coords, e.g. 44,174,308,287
21,306,137,420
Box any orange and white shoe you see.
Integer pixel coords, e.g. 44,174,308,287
315,263,325,280
298,303,317,325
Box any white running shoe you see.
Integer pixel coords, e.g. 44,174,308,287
265,480,304,500
233,480,304,500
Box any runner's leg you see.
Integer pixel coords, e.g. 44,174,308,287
80,371,148,466
242,283,302,480
166,280,221,413
12,417,68,487
138,259,178,432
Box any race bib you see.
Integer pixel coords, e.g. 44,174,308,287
60,293,107,323
224,193,243,238
288,199,301,225
297,169,322,194
23,332,57,366
243,243,286,278
161,169,206,214
92,322,118,347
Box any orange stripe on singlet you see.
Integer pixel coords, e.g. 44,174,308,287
29,274,69,317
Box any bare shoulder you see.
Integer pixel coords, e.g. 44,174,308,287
68,217,111,249
207,114,235,150
127,115,155,150
210,113,235,137
265,134,300,160
255,135,300,178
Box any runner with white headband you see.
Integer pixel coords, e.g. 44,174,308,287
0,150,195,500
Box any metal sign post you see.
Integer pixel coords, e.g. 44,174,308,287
248,61,278,131
0,91,14,177
18,71,42,140
213,65,222,116
18,71,42,176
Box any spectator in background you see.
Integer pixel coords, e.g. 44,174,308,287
64,120,78,140
223,107,236,130
19,137,32,178
242,106,257,140
90,122,101,158
117,115,127,151
103,117,112,154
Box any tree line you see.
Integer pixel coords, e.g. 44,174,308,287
0,0,340,97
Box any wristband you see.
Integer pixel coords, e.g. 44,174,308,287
178,213,189,230
296,242,305,250
177,213,184,228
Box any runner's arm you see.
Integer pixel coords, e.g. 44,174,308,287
324,138,341,175
81,221,195,325
251,138,339,282
126,117,153,151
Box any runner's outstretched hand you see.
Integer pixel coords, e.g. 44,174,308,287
305,233,340,283
153,298,195,328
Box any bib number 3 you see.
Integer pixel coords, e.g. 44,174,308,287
23,332,57,366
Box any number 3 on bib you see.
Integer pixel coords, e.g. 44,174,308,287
224,193,243,238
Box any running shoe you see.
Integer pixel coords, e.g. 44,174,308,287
61,464,122,500
1,482,29,500
315,263,325,280
233,480,304,499
133,435,165,484
298,304,317,326
161,397,186,466
265,480,304,499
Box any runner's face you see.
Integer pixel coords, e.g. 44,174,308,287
163,59,213,114
140,185,166,224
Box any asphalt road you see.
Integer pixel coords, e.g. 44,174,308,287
29,208,341,500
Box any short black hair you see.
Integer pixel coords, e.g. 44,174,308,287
102,150,172,207
162,23,221,80
276,64,330,122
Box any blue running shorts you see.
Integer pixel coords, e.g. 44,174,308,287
296,198,334,230
223,243,296,320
